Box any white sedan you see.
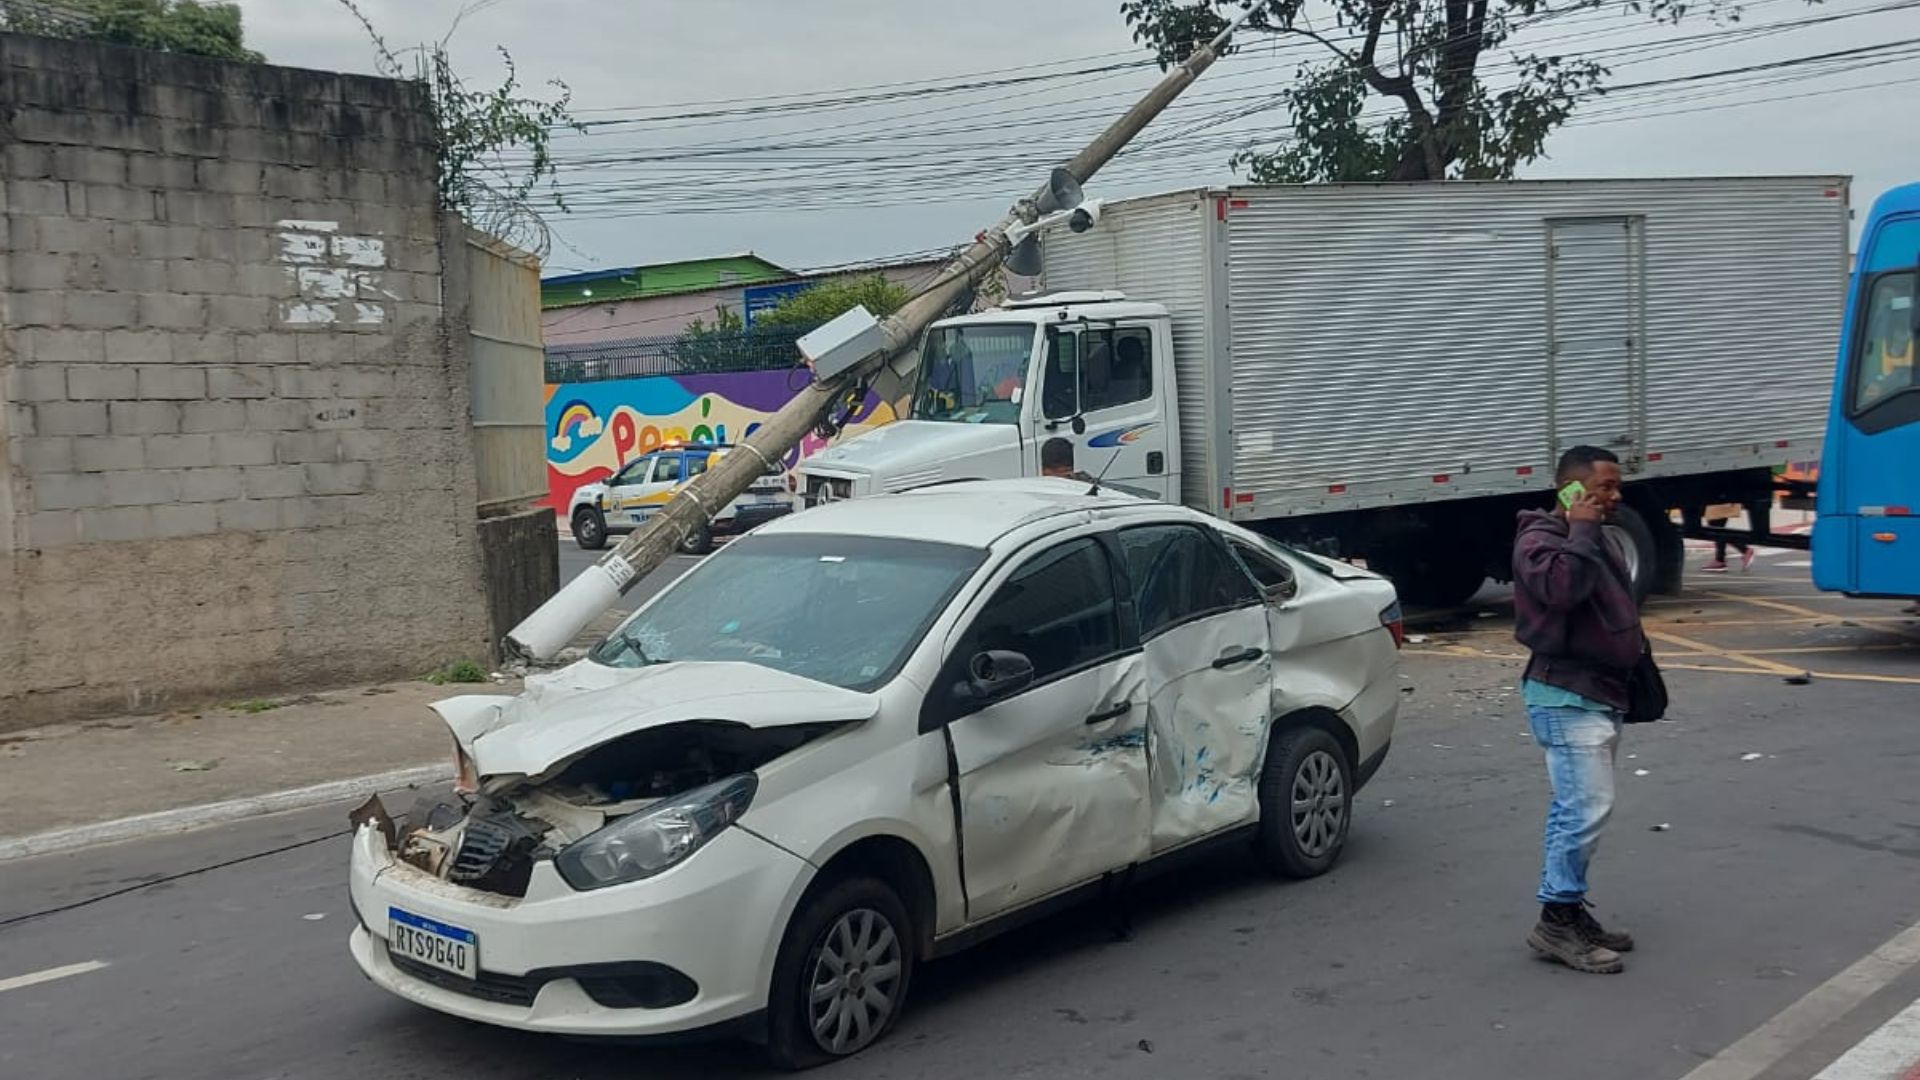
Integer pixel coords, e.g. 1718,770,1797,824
348,478,1403,1067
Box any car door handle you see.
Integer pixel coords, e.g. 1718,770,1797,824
1211,646,1264,669
1085,701,1132,725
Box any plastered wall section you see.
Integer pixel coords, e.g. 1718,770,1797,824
0,33,491,729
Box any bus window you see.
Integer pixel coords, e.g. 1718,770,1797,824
1851,273,1916,414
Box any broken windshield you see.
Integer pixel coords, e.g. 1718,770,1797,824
912,324,1035,425
592,533,986,691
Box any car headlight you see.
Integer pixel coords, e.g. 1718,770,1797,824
554,775,758,891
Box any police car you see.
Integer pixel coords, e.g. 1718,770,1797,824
568,443,793,554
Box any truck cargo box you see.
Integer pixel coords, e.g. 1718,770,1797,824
1040,178,1849,521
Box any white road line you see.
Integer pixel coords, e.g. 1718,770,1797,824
0,960,110,994
1814,999,1920,1080
1680,919,1920,1080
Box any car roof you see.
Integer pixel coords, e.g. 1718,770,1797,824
753,478,1169,548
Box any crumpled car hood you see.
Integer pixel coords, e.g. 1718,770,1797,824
431,660,880,780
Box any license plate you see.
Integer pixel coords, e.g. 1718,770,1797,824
389,907,477,979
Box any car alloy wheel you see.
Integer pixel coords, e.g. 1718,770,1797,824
1290,749,1347,859
806,908,904,1056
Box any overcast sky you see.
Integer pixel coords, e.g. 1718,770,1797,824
233,0,1913,273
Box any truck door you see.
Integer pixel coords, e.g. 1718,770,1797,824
1033,324,1173,498
1547,218,1646,466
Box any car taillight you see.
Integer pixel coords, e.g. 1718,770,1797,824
1379,601,1405,648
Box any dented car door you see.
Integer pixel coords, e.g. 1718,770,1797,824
1115,523,1271,852
938,534,1149,923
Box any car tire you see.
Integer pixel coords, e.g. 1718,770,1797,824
679,522,714,556
765,876,915,1071
572,507,608,550
1256,725,1354,879
1603,504,1658,606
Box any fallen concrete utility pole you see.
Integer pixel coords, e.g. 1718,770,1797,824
506,10,1259,661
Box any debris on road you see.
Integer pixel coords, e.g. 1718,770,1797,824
1784,673,1813,685
1633,769,1651,777
1741,752,1766,761
169,759,220,772
1650,823,1672,832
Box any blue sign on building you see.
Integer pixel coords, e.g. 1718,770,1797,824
742,281,814,327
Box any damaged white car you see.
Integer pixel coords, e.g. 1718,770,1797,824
347,478,1403,1067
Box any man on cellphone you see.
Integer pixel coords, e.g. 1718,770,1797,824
1511,445,1644,974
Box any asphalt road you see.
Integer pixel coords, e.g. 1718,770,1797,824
4,555,1919,1080
557,540,705,614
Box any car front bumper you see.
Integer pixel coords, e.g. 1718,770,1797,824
347,822,810,1037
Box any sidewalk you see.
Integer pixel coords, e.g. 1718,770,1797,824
0,678,512,855
0,608,634,859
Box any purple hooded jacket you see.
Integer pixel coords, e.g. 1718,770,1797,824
1511,509,1645,710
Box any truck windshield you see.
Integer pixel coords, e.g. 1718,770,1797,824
913,324,1035,425
591,533,986,691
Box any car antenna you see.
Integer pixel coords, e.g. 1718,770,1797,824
1086,447,1123,496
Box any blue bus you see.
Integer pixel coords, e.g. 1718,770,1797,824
1813,183,1920,599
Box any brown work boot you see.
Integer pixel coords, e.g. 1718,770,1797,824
1572,900,1635,953
1528,903,1625,973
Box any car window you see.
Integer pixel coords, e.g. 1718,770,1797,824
958,537,1120,685
612,457,651,486
685,454,709,478
1229,539,1297,600
655,456,683,484
1118,524,1259,639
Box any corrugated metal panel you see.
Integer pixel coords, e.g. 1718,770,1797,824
1041,190,1215,509
1547,218,1640,457
1222,178,1846,509
466,229,548,512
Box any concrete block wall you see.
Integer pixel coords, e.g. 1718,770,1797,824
0,33,492,729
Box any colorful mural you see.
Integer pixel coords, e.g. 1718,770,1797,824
544,370,901,515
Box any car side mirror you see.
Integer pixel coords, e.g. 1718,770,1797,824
952,649,1035,705
1070,415,1086,435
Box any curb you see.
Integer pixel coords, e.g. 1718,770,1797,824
0,763,453,862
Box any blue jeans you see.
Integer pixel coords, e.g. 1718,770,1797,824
1528,704,1623,905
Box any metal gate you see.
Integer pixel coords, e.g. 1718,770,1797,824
1546,217,1647,468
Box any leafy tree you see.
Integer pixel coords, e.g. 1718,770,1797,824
0,0,262,62
338,0,581,257
756,274,913,329
670,303,752,374
1120,0,1746,183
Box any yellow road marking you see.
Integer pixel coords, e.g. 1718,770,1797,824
1646,629,1804,674
1702,590,1920,643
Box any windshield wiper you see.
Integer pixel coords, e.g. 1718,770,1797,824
610,628,655,666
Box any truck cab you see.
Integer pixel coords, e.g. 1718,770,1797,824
798,292,1180,504
1813,182,1920,599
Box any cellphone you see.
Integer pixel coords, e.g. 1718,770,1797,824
1557,480,1588,510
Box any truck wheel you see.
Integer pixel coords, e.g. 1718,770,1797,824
765,876,915,1070
572,508,608,550
678,523,713,556
1256,725,1353,879
1369,542,1485,609
1604,505,1658,605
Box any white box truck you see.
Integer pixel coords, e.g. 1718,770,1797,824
797,178,1849,606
